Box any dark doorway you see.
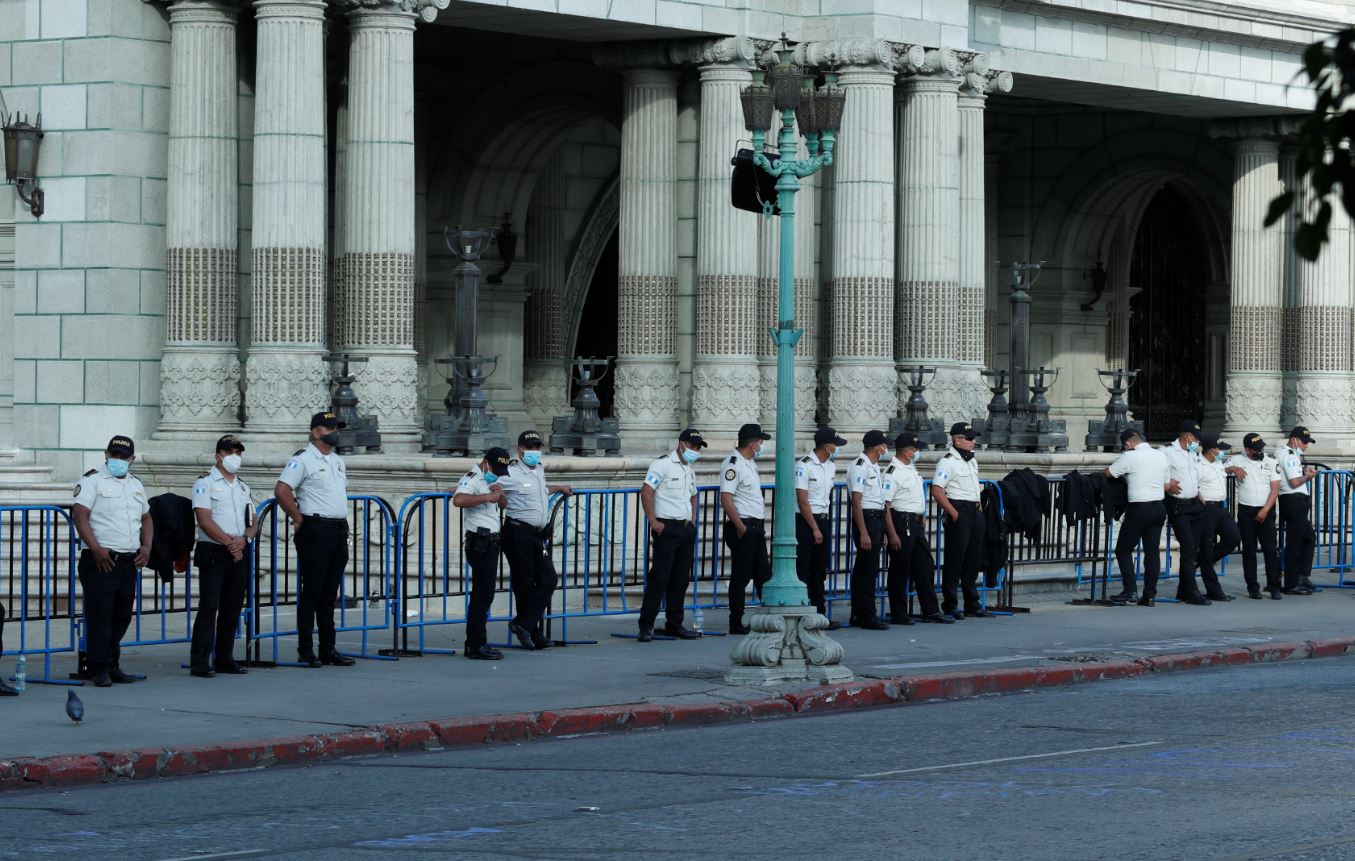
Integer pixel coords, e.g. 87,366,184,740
572,230,618,417
1126,184,1209,440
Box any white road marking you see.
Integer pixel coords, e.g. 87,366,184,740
855,741,1164,779
154,851,269,861
868,654,1043,670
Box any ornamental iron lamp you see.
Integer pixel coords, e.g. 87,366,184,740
726,37,850,685
1,105,45,218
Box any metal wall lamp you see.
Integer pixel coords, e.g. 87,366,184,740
1,106,45,218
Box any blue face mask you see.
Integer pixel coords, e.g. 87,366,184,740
106,458,130,478
521,450,542,467
827,448,838,460
682,449,700,465
484,471,499,486
1187,442,1201,454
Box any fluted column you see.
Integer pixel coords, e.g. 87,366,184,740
245,0,329,432
1222,138,1284,436
692,59,760,434
524,157,570,428
159,0,241,434
757,186,779,426
614,69,680,448
334,2,419,442
825,46,896,432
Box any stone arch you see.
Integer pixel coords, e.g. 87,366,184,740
563,175,619,358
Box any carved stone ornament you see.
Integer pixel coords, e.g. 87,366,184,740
159,349,243,429
1224,374,1283,429
244,352,330,430
691,363,762,429
612,362,679,428
1293,375,1355,430
827,364,898,429
353,354,421,433
926,365,988,427
333,0,449,21
725,607,852,685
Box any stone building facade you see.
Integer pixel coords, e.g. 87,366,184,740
1,0,1354,493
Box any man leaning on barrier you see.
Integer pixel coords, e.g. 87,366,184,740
188,434,256,678
638,428,705,642
71,435,153,688
453,447,511,661
1105,428,1168,607
500,430,572,651
1195,433,1240,603
1277,426,1318,595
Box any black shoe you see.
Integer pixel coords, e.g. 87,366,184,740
1136,596,1156,607
93,672,112,688
532,635,553,650
966,609,997,619
665,626,702,640
298,652,322,668
508,622,537,650
464,645,503,661
889,614,916,626
108,668,137,684
215,662,248,675
1108,591,1136,605
825,620,842,631
949,611,965,621
1182,595,1213,606
190,667,216,678
859,619,890,631
1300,577,1316,590
637,625,654,643
1281,587,1313,596
320,651,355,667
1269,589,1283,600
1207,593,1235,602
0,678,18,696
1247,588,1263,600
727,623,751,635
922,613,956,624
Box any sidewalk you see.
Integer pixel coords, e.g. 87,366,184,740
3,582,1354,789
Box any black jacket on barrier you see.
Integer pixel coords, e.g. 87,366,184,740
1058,471,1100,524
982,483,1008,587
1001,469,1048,540
148,493,196,584
1087,472,1129,521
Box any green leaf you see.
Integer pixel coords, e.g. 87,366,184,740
1265,191,1294,227
1294,222,1327,261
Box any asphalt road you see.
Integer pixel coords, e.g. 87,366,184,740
6,657,1355,861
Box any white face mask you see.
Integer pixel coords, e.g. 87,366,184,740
221,453,243,473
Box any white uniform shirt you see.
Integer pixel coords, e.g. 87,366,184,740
1197,457,1228,503
643,452,696,520
454,466,501,534
1162,439,1200,500
278,443,349,518
1108,442,1170,503
502,460,551,527
881,456,926,514
718,451,766,519
847,455,886,510
794,452,836,516
191,466,252,544
1226,453,1280,508
933,448,982,502
73,463,149,553
1277,445,1309,496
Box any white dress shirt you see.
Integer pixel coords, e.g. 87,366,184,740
794,452,836,516
847,455,886,510
881,456,926,514
933,448,981,502
719,451,766,519
1226,453,1280,508
1108,442,1170,503
502,460,552,527
1197,457,1228,503
454,466,501,534
1277,445,1309,497
191,466,252,543
1162,439,1200,500
644,452,696,520
73,463,149,553
277,443,349,519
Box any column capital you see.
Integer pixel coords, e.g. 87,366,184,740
1209,116,1303,143
960,66,1015,100
897,47,962,84
252,0,327,21
333,0,445,23
163,0,242,23
794,39,896,73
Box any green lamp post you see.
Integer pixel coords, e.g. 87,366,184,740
726,40,851,684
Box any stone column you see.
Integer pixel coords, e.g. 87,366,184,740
244,0,330,433
823,44,897,433
692,57,760,436
614,69,680,448
159,0,242,434
523,157,570,429
1222,138,1284,437
757,195,779,426
1279,147,1301,428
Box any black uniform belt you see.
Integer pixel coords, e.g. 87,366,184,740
466,528,499,541
952,500,980,508
736,517,764,527
812,512,829,521
1127,500,1164,506
1237,502,1267,509
103,550,137,562
305,515,347,524
1203,499,1226,507
892,511,925,523
862,509,885,519
505,518,549,535
658,517,689,526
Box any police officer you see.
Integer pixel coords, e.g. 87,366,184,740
795,427,846,628
848,430,890,630
1226,433,1283,599
1277,426,1318,594
1105,428,1169,606
932,422,993,619
1195,433,1240,602
72,435,152,687
499,430,573,650
639,428,705,641
275,411,354,669
1162,419,1210,604
188,434,256,677
721,423,772,634
452,447,511,661
882,433,952,625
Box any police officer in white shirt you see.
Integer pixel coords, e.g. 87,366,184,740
1162,419,1211,604
72,435,153,687
1227,433,1283,599
275,411,354,668
189,434,256,677
500,430,573,650
1105,428,1169,606
638,428,706,641
795,427,846,627
848,430,890,630
720,423,772,634
452,447,511,660
1195,433,1241,602
882,433,951,625
932,422,993,619
1277,426,1318,594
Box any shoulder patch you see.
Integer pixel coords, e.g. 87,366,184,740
72,485,80,498
724,468,737,481
82,469,97,477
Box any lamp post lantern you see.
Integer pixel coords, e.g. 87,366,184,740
725,39,851,684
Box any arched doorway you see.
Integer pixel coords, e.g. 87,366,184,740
1126,184,1210,439
570,231,618,417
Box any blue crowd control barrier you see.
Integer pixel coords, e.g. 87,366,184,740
0,505,82,686
245,494,397,666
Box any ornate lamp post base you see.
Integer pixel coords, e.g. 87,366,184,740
724,606,853,685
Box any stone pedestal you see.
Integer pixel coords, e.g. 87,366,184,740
725,606,853,685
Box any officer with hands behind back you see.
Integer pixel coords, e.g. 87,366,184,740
848,430,891,630
189,434,256,677
932,422,994,620
638,428,706,641
72,435,153,687
882,433,952,625
452,447,511,660
720,423,772,634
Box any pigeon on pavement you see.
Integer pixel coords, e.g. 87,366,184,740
66,689,84,725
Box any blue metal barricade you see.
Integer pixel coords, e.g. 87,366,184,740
0,505,81,685
1308,469,1353,584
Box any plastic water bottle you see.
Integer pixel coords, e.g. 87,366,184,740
14,654,26,692
692,608,704,634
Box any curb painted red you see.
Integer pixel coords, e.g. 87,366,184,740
2,636,1351,793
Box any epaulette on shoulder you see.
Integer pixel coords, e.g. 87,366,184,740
293,449,305,456
885,464,896,474
82,469,97,477
198,473,209,479
727,455,736,464
464,470,475,479
854,456,865,465
799,455,811,463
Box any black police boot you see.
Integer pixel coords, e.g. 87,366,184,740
320,650,356,667
298,651,322,669
464,645,503,661
0,676,17,696
637,624,655,643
